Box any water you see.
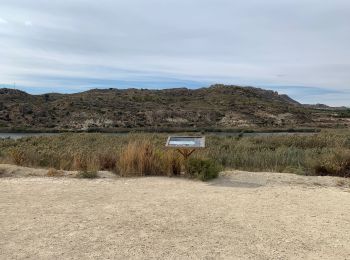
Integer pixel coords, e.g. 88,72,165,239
210,132,317,137
0,131,317,140
0,133,59,140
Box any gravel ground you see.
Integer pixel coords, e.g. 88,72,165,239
0,166,350,259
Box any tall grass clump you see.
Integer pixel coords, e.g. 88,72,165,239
117,141,185,177
117,140,163,176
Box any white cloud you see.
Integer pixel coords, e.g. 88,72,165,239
24,20,32,26
0,0,349,105
0,17,8,24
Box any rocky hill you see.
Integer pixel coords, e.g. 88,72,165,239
0,84,349,131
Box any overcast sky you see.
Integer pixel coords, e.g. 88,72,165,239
0,0,350,106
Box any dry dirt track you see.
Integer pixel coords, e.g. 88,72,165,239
1,170,350,259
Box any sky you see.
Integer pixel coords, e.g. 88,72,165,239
0,0,350,106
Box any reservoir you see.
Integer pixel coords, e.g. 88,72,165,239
0,131,317,140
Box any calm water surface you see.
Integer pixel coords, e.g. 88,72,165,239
0,132,317,140
0,133,59,140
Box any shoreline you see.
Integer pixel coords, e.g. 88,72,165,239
0,127,321,134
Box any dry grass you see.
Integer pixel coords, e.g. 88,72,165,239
306,148,350,178
161,150,182,176
72,153,100,172
117,140,182,177
98,153,117,170
1,131,350,178
47,168,64,177
8,148,26,166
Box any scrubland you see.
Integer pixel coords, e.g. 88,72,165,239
0,130,349,178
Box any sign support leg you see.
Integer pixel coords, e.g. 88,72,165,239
176,148,196,160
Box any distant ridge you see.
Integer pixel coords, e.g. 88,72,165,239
0,88,29,96
0,84,349,130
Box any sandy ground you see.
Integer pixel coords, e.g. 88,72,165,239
1,165,350,259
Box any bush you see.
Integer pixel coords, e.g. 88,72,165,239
186,158,221,181
76,170,98,179
307,148,350,177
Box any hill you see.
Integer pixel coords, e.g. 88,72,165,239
0,84,349,131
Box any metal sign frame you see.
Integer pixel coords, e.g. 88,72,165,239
165,136,205,159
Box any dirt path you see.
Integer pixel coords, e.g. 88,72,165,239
1,168,350,259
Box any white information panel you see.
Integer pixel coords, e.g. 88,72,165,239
166,136,205,148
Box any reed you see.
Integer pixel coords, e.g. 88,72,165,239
117,140,181,177
1,130,350,178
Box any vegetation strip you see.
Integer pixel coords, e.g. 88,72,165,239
0,130,349,178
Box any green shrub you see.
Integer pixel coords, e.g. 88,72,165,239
76,170,98,179
186,158,221,181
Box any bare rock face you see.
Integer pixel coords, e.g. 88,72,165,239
0,85,349,130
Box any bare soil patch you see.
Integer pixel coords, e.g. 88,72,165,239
1,165,350,259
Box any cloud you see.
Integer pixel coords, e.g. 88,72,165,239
0,0,349,106
0,17,8,24
24,20,32,26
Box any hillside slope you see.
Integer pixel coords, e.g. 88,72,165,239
0,84,349,130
